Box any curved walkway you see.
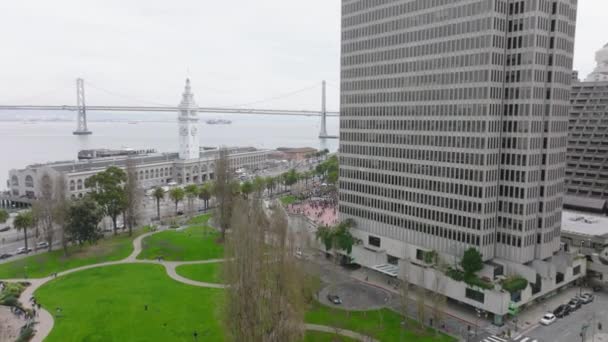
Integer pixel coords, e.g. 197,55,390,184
0,228,370,342
305,324,378,342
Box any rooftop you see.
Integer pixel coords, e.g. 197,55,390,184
562,210,608,237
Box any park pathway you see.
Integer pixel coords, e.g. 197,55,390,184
1,228,367,342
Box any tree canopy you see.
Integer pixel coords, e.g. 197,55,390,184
461,248,483,275
66,197,103,245
0,209,8,224
85,166,127,235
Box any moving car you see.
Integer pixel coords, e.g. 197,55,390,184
15,247,32,254
553,304,569,318
0,253,12,260
539,313,557,325
36,241,49,249
327,294,342,305
0,226,10,232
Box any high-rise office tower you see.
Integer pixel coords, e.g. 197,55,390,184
564,44,608,213
339,0,578,269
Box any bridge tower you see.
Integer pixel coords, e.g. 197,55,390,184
318,80,328,138
73,78,92,135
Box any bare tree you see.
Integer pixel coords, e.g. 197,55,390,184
53,174,70,256
399,259,411,339
124,158,142,236
32,173,55,251
214,147,234,242
430,260,448,334
224,197,305,342
415,268,427,330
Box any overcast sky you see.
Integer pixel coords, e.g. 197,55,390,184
0,1,606,111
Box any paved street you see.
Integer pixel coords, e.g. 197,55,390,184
524,289,608,342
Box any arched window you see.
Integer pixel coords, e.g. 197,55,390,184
69,180,76,191
77,179,83,190
139,171,144,180
155,169,159,178
11,175,19,186
145,170,149,179
25,175,34,188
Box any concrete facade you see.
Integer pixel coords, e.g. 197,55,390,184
338,0,581,323
565,79,608,212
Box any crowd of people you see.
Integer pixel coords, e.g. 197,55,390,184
286,185,338,227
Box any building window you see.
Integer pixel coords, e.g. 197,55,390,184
573,265,581,275
11,175,19,186
25,176,34,188
369,236,381,247
387,255,399,266
556,272,564,284
465,288,485,303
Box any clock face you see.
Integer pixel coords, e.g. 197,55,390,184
180,127,188,136
191,127,198,136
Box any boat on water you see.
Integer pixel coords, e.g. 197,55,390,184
206,119,232,125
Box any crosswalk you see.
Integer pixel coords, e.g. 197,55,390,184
480,335,537,342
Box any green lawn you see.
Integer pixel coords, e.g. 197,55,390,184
35,264,224,342
302,331,356,342
176,262,224,284
0,231,142,279
137,214,224,261
280,195,298,205
305,302,455,342
33,263,354,342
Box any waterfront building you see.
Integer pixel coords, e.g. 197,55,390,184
564,44,608,213
4,80,271,205
338,0,582,324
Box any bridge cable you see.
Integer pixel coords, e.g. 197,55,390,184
84,81,174,107
225,83,321,108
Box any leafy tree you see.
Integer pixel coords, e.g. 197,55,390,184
66,197,103,245
282,169,299,191
315,226,333,253
184,184,200,214
85,166,127,235
0,209,8,224
198,182,212,210
152,187,165,219
252,176,266,195
240,181,253,199
124,158,142,236
461,247,483,276
14,211,34,252
169,187,185,215
332,219,356,255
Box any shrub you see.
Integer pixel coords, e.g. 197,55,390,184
446,268,465,281
502,276,528,293
16,324,35,342
464,273,494,290
461,248,483,275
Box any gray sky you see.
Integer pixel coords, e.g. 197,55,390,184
0,1,606,111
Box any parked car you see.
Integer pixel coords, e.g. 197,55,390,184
0,226,10,232
578,293,594,304
568,298,582,311
177,211,184,216
36,241,49,249
553,304,569,318
0,253,13,260
327,294,342,305
539,313,557,325
593,286,603,292
15,247,32,255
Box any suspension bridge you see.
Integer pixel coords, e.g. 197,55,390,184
0,79,339,139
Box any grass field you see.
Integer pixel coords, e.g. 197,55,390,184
175,262,224,284
35,264,225,342
302,331,356,342
0,231,143,279
137,214,224,261
305,301,456,342
34,264,361,342
280,195,298,205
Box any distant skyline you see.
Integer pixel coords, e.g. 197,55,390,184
0,1,605,110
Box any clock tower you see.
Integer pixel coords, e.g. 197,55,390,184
178,79,200,160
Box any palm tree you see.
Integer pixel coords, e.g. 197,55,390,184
14,210,34,253
199,182,212,210
169,187,185,215
152,187,165,220
265,176,276,196
240,181,253,199
184,184,199,214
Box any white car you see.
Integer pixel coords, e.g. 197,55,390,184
539,313,557,325
36,241,49,249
